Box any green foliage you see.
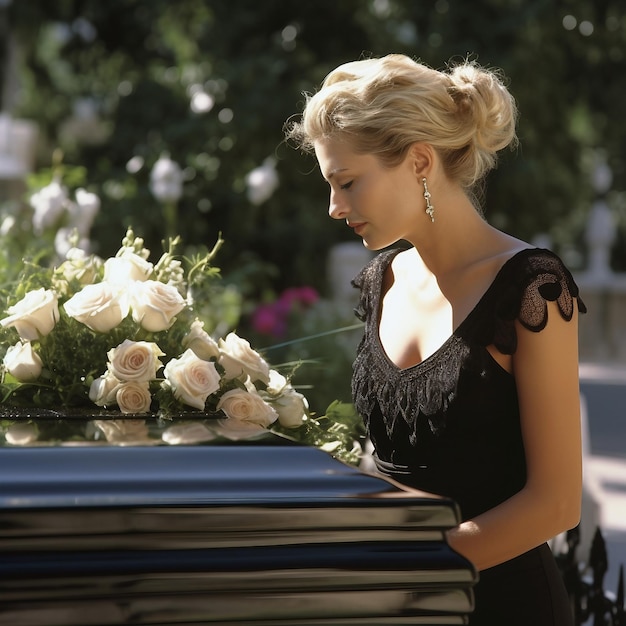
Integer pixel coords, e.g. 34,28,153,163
0,228,227,409
7,0,625,290
274,399,366,467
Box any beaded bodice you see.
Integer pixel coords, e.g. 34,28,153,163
351,247,586,519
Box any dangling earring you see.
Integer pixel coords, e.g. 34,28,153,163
422,177,435,223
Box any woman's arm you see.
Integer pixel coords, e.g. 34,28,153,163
446,299,582,571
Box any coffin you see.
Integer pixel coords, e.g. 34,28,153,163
0,414,476,625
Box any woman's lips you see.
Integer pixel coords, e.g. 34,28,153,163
348,221,366,234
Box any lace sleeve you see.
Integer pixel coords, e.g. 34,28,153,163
490,249,587,354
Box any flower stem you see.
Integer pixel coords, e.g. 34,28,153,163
261,322,364,352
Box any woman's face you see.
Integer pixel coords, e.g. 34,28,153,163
314,138,424,250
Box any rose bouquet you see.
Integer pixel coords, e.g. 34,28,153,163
0,228,313,439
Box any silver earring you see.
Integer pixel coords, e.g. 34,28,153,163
422,178,435,223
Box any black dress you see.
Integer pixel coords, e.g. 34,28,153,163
351,247,586,626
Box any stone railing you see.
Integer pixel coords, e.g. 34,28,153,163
576,274,626,364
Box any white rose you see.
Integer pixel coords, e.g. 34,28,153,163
266,369,288,395
272,386,308,429
182,319,220,360
56,247,101,285
30,178,68,234
116,381,152,414
216,388,278,427
89,371,122,407
218,332,270,384
63,282,129,332
163,348,221,410
3,342,43,382
107,339,164,382
130,280,187,332
0,288,59,341
103,249,153,285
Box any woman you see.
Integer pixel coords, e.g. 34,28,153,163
286,54,585,625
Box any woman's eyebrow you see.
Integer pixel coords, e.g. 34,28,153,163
327,168,348,180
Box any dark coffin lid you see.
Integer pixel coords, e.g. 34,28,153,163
0,414,476,625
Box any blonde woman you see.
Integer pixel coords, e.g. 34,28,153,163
286,54,584,625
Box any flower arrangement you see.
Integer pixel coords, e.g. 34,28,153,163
0,228,365,464
0,229,305,426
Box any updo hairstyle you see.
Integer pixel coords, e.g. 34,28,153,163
286,54,518,191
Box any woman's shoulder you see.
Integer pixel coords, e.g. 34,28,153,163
476,247,587,353
500,246,574,276
500,246,587,326
496,247,583,304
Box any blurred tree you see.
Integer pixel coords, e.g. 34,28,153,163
4,0,626,288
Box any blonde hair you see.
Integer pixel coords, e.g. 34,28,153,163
286,54,518,190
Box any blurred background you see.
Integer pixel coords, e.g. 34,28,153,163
0,0,625,413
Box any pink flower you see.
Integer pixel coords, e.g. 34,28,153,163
250,303,286,338
250,286,319,338
279,286,319,308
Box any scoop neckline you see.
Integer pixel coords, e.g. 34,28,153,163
372,247,537,373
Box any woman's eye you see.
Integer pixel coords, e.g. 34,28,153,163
340,181,353,190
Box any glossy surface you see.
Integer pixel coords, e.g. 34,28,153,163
1,416,476,624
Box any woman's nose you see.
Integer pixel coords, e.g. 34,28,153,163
328,189,348,220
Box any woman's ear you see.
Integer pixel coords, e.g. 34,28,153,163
407,142,435,180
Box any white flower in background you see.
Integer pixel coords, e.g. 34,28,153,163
182,319,220,360
163,348,222,410
89,371,122,406
218,332,270,384
149,153,184,203
129,280,186,332
216,387,278,427
3,342,43,382
0,288,60,341
115,381,152,414
104,249,153,284
0,215,15,236
69,188,101,237
106,339,164,382
63,282,129,332
30,177,69,235
54,227,91,259
245,157,279,205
